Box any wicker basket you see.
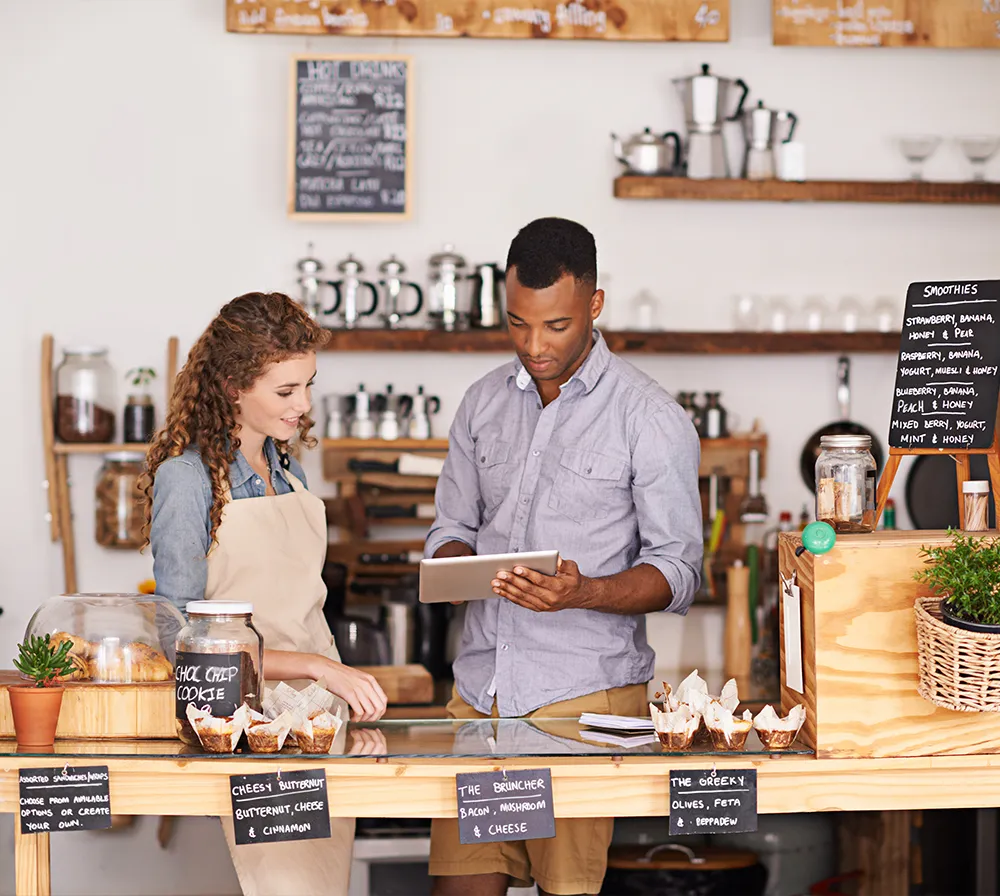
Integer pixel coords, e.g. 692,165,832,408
915,596,1000,712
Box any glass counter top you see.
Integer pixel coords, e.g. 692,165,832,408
0,717,811,760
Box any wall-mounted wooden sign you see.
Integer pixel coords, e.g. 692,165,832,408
228,0,728,41
774,0,1000,48
288,55,412,220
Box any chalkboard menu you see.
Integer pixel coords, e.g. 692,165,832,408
669,768,757,835
889,281,1000,451
19,766,112,834
175,651,246,718
289,55,412,220
230,769,331,846
456,769,556,845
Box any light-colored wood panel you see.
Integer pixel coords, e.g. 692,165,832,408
14,826,50,896
772,0,1000,48
780,531,1000,758
356,665,434,704
227,0,729,41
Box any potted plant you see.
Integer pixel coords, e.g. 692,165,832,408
9,634,78,746
913,530,1000,713
914,529,1000,632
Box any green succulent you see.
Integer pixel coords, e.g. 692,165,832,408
914,529,1000,627
13,634,78,688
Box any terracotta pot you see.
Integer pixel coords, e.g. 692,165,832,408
8,685,64,746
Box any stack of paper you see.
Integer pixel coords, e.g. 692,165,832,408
578,713,655,734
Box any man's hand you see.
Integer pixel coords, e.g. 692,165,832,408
491,557,592,612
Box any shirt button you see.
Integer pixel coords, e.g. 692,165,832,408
502,644,509,651
532,450,540,457
521,497,529,504
585,467,592,474
480,455,486,463
255,478,262,485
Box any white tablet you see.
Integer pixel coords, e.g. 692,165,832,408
418,550,560,604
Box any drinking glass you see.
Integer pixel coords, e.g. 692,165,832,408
800,295,828,332
957,136,1000,182
766,296,792,333
731,294,761,332
834,296,865,333
872,296,899,333
898,136,941,181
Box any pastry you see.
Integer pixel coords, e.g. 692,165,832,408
49,631,93,682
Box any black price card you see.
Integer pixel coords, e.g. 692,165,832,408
669,768,757,836
456,769,556,845
890,280,1000,451
175,651,244,718
230,769,331,846
19,766,112,834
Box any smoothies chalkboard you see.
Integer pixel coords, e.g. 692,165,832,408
889,280,1000,451
289,55,412,220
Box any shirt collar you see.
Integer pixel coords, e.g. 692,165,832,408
228,438,288,489
508,328,610,396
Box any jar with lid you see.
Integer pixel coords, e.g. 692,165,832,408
55,348,117,443
123,367,157,443
815,434,876,533
175,602,264,745
702,392,729,439
95,452,146,549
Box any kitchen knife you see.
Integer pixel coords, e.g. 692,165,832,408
348,453,445,477
359,550,424,565
365,504,437,520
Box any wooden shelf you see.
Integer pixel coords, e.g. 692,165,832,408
322,438,448,452
53,442,151,455
320,328,900,355
613,177,1000,205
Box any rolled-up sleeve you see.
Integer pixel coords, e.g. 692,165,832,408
425,392,482,558
150,458,212,613
630,404,703,614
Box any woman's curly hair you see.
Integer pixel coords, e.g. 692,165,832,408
140,292,331,549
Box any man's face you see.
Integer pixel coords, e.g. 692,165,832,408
505,269,604,386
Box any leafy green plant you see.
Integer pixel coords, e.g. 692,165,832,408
13,634,77,688
914,529,1000,626
126,367,157,389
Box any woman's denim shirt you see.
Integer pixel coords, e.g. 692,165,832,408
150,438,307,613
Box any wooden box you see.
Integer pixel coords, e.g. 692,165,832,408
778,530,1000,758
0,665,434,740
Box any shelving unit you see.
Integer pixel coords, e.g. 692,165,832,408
40,335,179,593
319,328,900,355
321,433,768,607
613,177,1000,204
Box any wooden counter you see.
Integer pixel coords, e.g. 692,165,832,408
6,746,1000,895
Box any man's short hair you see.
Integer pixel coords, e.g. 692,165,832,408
505,217,597,293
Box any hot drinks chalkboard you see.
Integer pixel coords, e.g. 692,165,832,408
889,281,1000,451
289,55,412,220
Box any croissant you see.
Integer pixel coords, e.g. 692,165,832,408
49,631,94,682
87,641,173,683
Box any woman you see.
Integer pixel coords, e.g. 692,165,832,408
142,291,387,896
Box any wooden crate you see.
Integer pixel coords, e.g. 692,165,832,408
778,530,1000,758
0,666,433,740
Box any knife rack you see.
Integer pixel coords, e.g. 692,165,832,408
322,438,449,604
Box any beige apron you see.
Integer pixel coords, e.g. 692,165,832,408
208,471,355,896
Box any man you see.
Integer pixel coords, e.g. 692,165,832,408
425,217,703,896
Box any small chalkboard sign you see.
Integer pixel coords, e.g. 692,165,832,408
289,55,412,220
230,769,331,846
669,768,757,836
19,766,112,834
889,281,1000,451
175,651,245,718
456,769,556,845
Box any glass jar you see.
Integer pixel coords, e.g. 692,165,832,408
55,348,117,443
23,593,184,684
175,602,264,745
95,452,146,549
815,434,876,533
702,392,729,439
124,395,155,443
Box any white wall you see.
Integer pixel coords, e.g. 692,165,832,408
1,1,999,891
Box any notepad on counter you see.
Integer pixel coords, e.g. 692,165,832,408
578,713,655,734
579,730,660,749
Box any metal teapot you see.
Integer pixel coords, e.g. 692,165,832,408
611,129,682,176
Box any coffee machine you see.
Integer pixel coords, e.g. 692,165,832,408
672,63,749,179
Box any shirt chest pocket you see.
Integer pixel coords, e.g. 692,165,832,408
548,448,628,523
476,440,516,510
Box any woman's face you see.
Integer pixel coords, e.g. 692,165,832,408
234,352,317,443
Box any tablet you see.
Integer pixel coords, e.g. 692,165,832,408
418,550,560,604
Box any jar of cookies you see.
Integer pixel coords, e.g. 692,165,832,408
175,603,264,746
22,593,184,685
95,452,146,549
55,348,117,443
815,434,876,534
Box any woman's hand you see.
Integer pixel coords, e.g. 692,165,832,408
314,659,388,722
